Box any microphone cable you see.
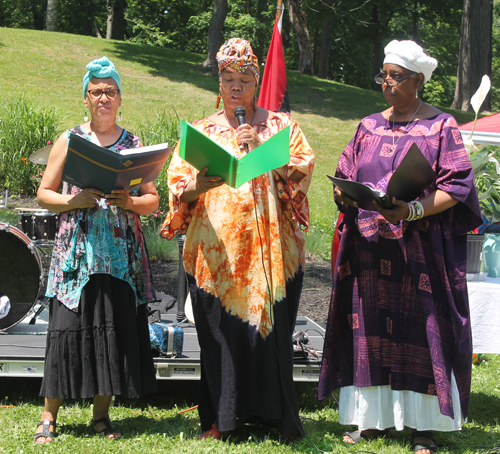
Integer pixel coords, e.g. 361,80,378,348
250,172,378,454
250,176,345,454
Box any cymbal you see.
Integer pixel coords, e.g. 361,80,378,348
29,145,53,165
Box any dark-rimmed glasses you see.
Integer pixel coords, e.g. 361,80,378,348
374,72,416,86
86,88,120,99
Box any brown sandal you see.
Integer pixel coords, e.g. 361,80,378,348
412,431,438,453
91,417,122,439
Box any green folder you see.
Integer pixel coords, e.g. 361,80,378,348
179,121,290,189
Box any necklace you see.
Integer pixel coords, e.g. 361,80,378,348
390,100,422,152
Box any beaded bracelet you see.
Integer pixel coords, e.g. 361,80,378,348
405,200,424,221
406,202,414,221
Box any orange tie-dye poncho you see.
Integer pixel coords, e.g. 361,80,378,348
161,112,314,338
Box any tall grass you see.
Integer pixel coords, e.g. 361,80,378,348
142,219,178,262
0,207,17,224
138,109,183,214
0,98,60,195
304,230,332,261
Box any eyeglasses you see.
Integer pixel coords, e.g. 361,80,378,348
86,88,120,99
374,72,416,86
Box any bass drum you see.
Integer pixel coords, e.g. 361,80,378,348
0,223,42,330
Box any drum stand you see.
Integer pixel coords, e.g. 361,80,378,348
13,208,57,326
27,242,53,325
29,297,50,325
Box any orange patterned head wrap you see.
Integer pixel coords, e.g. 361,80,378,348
216,38,260,84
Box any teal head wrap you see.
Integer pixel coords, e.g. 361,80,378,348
82,56,121,98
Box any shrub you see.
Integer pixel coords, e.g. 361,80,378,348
0,98,60,194
305,217,336,260
421,75,456,108
142,219,179,263
138,110,181,214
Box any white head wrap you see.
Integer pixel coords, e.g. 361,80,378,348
383,40,438,83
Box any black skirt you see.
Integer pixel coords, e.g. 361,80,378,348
40,274,158,399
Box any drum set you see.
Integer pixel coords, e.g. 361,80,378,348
0,144,57,331
0,209,58,331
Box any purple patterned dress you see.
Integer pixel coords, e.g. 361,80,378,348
317,112,482,422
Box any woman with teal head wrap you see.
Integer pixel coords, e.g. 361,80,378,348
34,56,159,443
82,56,121,98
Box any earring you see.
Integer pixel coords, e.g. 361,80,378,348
416,89,419,99
215,95,221,109
118,111,122,122
252,95,257,111
84,112,88,122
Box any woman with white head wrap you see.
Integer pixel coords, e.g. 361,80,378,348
383,39,438,83
318,40,481,454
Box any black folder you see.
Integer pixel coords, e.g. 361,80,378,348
327,142,437,211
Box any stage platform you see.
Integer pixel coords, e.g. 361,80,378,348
0,300,324,382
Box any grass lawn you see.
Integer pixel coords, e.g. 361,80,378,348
0,355,499,453
1,27,498,454
0,27,477,235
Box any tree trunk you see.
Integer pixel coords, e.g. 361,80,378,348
107,0,126,41
371,4,383,91
286,0,312,74
203,0,228,74
93,19,104,38
412,0,419,42
452,0,493,111
317,16,333,79
46,0,58,31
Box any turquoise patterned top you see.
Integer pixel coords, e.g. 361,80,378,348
45,126,156,311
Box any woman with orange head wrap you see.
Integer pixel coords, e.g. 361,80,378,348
162,38,314,440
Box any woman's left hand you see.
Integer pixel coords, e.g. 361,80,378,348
236,124,262,151
105,189,132,210
375,197,410,224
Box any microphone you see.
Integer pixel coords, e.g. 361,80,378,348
234,106,249,153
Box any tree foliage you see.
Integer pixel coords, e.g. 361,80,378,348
0,0,498,110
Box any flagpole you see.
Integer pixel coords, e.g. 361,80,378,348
277,0,283,22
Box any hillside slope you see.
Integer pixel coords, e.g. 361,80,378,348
0,27,476,226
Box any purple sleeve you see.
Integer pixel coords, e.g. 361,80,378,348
434,116,482,235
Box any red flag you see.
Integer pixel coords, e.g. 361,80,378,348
331,212,344,281
258,6,289,112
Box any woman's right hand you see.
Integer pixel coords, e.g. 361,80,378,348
180,167,225,203
334,186,358,208
70,188,104,209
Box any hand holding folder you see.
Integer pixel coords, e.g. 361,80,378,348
179,121,291,189
328,143,437,211
63,134,172,194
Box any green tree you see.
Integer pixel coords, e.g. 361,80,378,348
0,0,46,29
106,0,126,40
203,0,228,73
452,0,494,111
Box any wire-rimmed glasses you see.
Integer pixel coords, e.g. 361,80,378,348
374,72,416,86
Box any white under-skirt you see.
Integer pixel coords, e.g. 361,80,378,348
339,372,463,432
